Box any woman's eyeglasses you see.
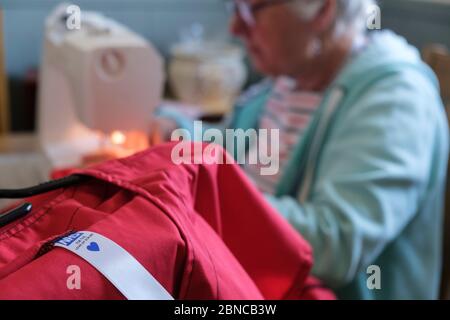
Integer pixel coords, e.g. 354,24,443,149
226,0,299,26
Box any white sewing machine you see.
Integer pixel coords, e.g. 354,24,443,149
38,4,164,169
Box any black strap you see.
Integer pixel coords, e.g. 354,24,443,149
0,174,89,199
0,174,90,228
0,203,33,227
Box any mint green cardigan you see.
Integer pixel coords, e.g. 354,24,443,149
158,31,449,299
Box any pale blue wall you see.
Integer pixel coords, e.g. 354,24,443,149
1,0,450,77
380,0,450,49
1,0,230,76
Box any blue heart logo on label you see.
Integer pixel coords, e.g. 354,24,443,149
87,242,100,252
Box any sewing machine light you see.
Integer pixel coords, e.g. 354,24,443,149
81,130,149,166
111,131,126,146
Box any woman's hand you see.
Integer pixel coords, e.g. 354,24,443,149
148,117,178,147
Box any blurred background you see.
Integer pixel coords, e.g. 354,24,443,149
1,0,449,132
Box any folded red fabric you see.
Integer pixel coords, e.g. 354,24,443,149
0,142,334,300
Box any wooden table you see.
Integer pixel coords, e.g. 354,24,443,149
0,134,51,208
0,133,42,153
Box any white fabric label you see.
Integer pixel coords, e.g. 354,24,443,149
54,231,174,300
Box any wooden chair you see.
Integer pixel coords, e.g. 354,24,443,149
424,44,450,116
0,8,9,135
423,44,450,300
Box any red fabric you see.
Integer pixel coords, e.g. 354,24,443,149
0,142,335,300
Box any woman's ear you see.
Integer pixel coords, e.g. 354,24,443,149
310,0,337,34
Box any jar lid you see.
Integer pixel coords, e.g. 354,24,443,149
170,41,244,61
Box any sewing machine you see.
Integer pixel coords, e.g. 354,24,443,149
38,4,165,169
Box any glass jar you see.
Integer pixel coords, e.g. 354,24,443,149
169,42,247,116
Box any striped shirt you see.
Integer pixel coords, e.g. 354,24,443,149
243,77,323,194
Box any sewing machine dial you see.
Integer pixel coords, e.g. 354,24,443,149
97,50,125,80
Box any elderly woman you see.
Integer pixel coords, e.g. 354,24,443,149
155,0,449,299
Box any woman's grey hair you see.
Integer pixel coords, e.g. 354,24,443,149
292,0,378,36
